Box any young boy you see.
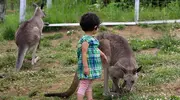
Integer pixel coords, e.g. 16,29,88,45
77,12,107,100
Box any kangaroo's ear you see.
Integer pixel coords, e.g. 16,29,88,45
136,66,142,73
133,66,142,74
41,3,44,9
33,3,38,8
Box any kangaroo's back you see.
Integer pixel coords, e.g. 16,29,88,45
96,32,134,65
15,20,41,48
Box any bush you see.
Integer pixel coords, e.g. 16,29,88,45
2,14,18,40
129,33,180,53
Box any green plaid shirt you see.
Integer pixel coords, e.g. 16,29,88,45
77,35,102,80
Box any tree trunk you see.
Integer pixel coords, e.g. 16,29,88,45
0,0,6,22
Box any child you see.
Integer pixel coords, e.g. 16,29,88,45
77,12,108,100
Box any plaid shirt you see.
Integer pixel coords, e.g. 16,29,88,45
77,35,102,80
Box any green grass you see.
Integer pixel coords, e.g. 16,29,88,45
0,13,19,40
1,27,180,100
114,25,126,30
43,33,63,40
140,1,180,21
129,32,180,53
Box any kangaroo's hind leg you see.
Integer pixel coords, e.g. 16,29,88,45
31,43,39,65
16,46,28,71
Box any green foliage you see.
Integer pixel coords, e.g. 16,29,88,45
1,14,18,40
2,26,15,40
58,41,72,50
170,95,180,100
99,25,108,31
171,23,180,30
44,33,63,40
0,54,16,70
52,40,77,66
40,38,51,47
99,2,134,22
137,54,180,72
129,33,180,53
140,1,180,21
44,0,90,23
28,90,39,97
138,24,149,28
114,25,125,30
0,96,11,100
129,38,155,51
151,24,170,32
141,67,180,86
153,33,180,53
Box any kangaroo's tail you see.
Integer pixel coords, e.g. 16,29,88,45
16,46,28,71
44,72,79,98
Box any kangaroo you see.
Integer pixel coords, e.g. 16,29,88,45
97,33,141,95
44,32,141,98
15,3,45,71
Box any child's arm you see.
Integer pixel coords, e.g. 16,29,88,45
82,41,90,75
98,49,108,63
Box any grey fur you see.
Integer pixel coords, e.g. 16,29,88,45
15,5,45,71
96,32,142,95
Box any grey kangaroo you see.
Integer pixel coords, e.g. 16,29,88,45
15,3,45,71
44,32,141,98
97,32,141,95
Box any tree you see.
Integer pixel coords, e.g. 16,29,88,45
0,0,6,22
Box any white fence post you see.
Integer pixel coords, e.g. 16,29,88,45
20,0,26,23
135,0,140,23
47,0,52,9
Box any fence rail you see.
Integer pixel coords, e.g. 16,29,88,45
19,0,180,26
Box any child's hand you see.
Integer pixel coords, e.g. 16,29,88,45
84,67,90,75
101,54,108,63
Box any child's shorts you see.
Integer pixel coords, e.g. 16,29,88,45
77,79,93,96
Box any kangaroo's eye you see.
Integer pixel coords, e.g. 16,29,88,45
131,81,134,84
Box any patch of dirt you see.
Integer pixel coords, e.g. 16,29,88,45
138,48,160,55
171,29,180,38
45,26,163,44
45,81,63,92
0,40,17,54
108,26,162,39
160,79,180,95
46,26,163,55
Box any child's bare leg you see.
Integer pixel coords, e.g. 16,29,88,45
77,93,84,100
77,80,89,100
86,80,93,100
86,90,93,100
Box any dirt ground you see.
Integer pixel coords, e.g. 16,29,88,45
45,25,164,55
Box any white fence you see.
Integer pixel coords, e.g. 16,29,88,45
20,0,180,26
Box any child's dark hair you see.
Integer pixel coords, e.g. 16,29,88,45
80,12,100,32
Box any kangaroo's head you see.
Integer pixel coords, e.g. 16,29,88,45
33,3,45,18
116,57,142,91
